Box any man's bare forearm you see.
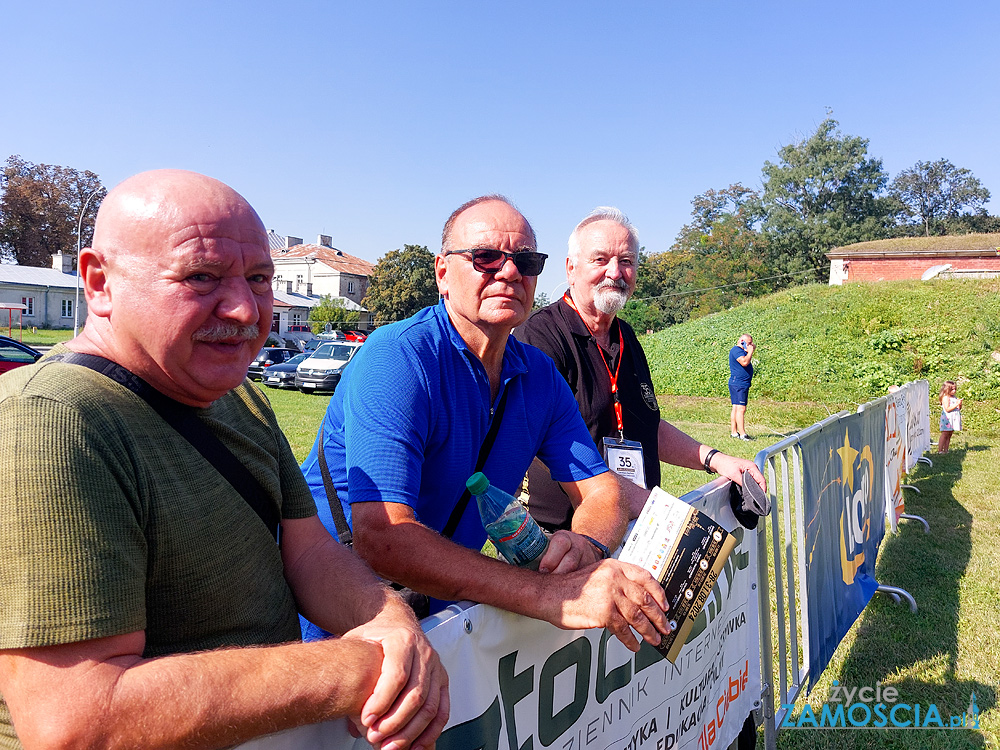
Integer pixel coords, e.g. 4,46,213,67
657,419,709,470
2,633,383,750
351,505,669,652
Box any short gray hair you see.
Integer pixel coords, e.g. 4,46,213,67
441,194,537,253
567,206,640,262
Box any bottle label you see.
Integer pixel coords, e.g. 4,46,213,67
486,507,548,565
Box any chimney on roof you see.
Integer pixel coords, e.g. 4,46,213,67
306,283,313,296
286,236,302,249
318,234,333,248
286,281,293,294
52,253,74,274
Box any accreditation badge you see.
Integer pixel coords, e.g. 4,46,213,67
602,437,647,489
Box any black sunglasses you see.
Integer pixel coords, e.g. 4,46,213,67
444,248,548,276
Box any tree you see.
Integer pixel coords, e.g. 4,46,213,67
532,291,550,310
309,295,360,333
674,184,764,256
760,119,896,276
362,244,438,323
0,155,106,266
624,250,702,329
619,185,777,333
890,159,991,236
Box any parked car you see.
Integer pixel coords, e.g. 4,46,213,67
260,352,310,389
295,341,362,393
0,336,42,375
304,331,346,351
247,347,300,381
286,324,312,333
342,330,369,342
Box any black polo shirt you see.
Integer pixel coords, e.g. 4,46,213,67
514,297,661,530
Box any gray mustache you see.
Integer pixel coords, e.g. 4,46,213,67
596,279,628,292
193,323,260,342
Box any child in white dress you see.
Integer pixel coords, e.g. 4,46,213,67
937,380,963,454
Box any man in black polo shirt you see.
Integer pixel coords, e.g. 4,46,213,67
515,207,766,529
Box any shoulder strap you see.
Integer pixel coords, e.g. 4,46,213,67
441,385,511,539
49,352,280,542
315,383,511,545
317,423,354,546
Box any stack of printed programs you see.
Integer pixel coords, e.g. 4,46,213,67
618,486,735,663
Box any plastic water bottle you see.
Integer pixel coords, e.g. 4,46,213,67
467,472,549,569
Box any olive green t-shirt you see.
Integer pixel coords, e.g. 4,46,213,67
0,349,317,747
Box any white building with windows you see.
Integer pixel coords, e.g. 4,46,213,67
266,232,375,334
0,254,85,329
267,232,374,306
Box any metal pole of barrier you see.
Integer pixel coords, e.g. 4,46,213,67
756,412,848,750
756,513,776,750
768,458,788,713
899,512,930,533
779,449,802,700
792,440,810,686
876,585,917,613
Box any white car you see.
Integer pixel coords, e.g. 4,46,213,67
294,341,362,393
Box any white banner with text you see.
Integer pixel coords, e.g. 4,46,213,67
241,483,760,750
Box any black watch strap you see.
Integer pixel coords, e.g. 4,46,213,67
704,448,720,474
579,534,611,559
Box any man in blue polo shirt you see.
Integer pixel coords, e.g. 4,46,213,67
301,195,668,653
729,334,756,440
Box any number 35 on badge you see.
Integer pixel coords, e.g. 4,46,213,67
603,437,646,489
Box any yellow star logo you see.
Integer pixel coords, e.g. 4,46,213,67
837,430,859,493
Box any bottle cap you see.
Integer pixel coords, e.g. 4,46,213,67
466,472,490,495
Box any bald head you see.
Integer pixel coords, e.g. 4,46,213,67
75,169,273,407
93,169,266,266
441,194,536,253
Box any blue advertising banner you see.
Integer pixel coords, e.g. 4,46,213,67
799,405,887,689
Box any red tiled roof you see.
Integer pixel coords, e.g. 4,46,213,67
271,244,375,275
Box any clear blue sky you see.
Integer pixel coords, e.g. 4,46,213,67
3,0,998,297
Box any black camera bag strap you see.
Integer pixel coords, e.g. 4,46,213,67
49,351,280,542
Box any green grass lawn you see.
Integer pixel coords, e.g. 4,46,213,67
258,384,330,459
10,327,76,347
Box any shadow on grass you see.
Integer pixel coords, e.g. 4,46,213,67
774,445,994,749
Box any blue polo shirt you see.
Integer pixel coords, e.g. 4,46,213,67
729,344,753,386
301,300,609,566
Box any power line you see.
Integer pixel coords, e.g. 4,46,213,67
633,268,820,302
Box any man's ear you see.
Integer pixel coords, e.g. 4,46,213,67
434,254,449,298
79,247,112,318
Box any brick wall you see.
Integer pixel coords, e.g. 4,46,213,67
845,257,1000,282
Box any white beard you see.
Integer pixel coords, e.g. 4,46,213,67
594,286,629,315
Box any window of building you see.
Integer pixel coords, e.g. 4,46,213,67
61,299,73,318
292,312,302,325
21,297,34,317
347,280,356,294
296,274,304,288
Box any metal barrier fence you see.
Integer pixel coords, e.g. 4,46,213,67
752,411,849,749
747,384,928,748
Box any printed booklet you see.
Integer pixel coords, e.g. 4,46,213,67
617,486,736,662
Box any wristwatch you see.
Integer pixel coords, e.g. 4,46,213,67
704,448,720,474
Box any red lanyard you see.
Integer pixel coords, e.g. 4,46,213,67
563,293,625,439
